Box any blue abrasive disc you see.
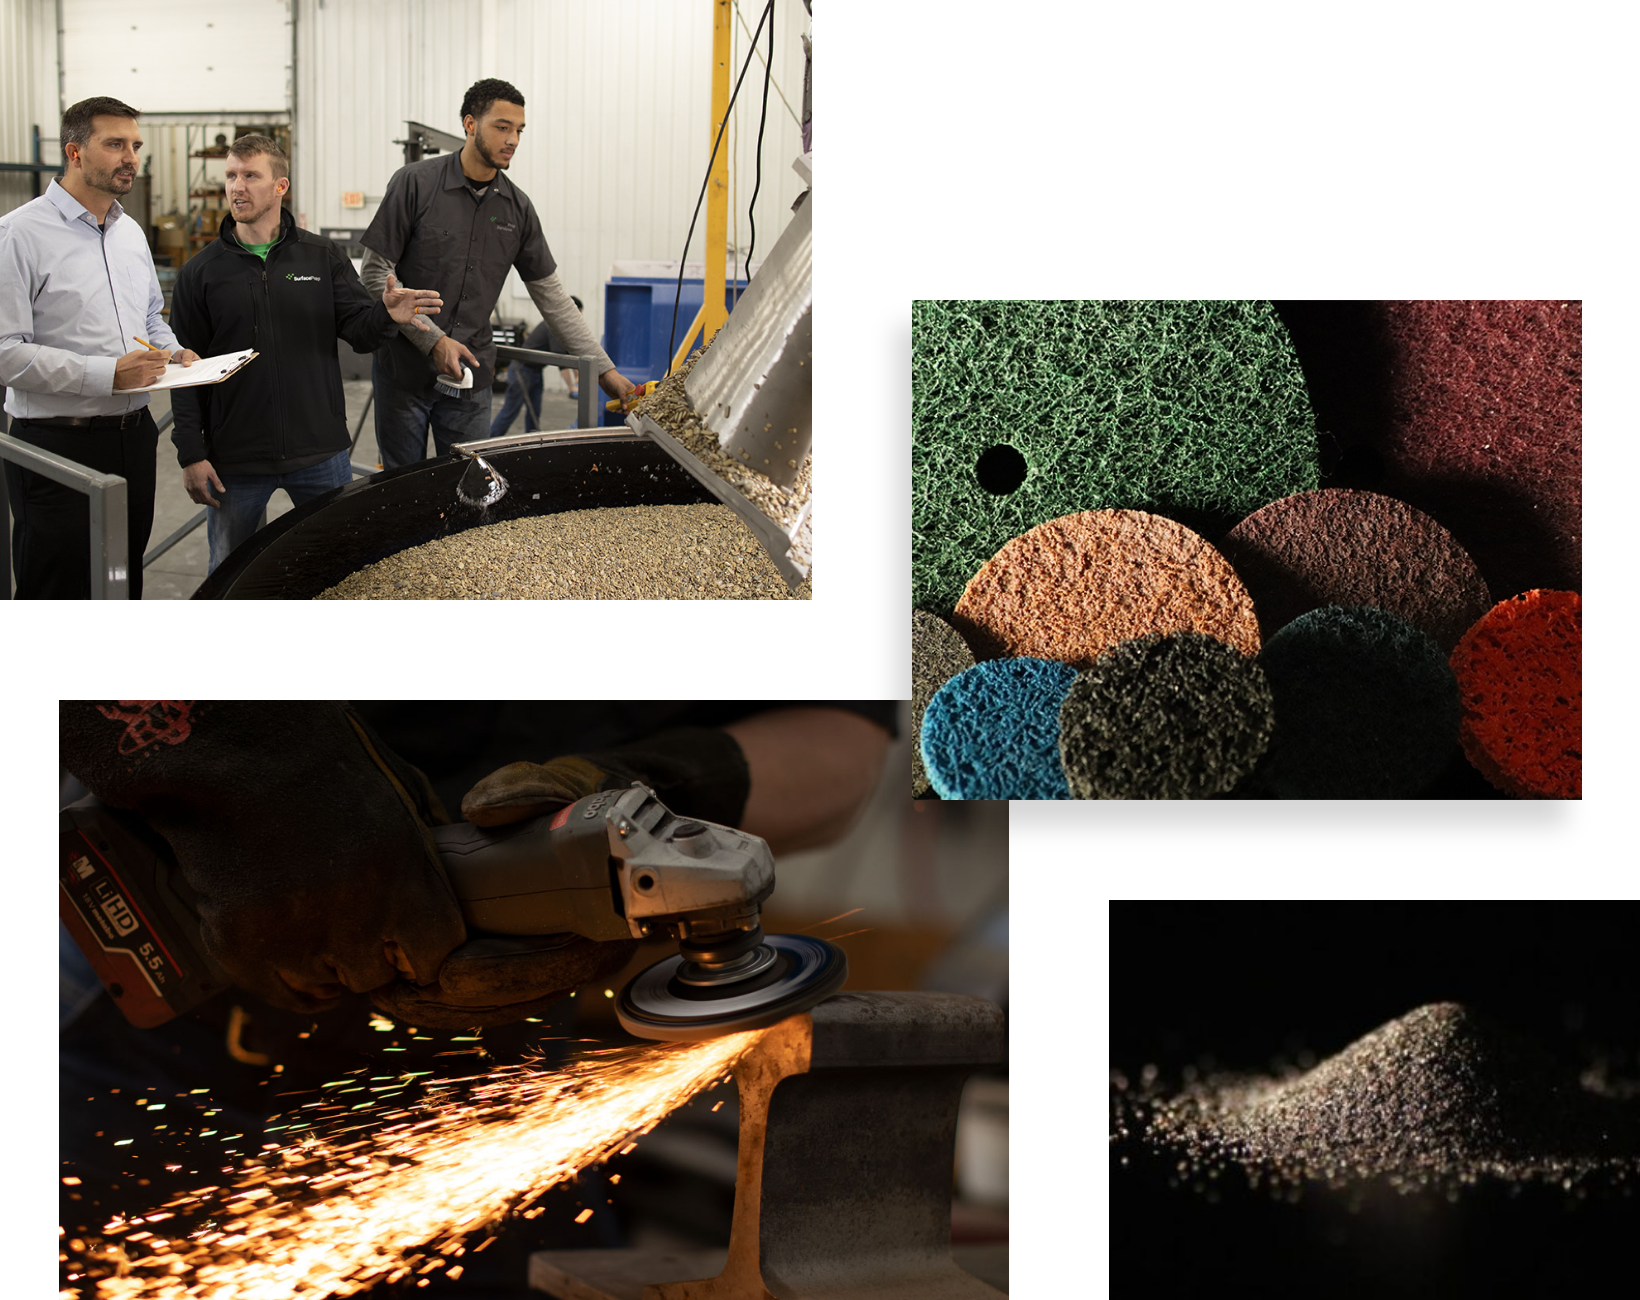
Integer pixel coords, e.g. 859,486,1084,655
920,658,1079,800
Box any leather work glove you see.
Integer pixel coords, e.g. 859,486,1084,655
458,726,752,829
59,701,466,1015
370,726,750,1028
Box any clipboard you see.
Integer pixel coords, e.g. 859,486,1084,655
128,349,260,393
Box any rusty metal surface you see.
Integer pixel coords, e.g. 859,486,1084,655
532,992,1006,1300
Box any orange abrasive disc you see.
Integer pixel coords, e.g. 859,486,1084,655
952,510,1261,668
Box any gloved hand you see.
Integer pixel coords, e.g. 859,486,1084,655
371,933,638,1028
59,701,466,1015
370,726,750,1027
459,726,751,828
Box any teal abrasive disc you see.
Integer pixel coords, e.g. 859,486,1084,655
1254,606,1460,798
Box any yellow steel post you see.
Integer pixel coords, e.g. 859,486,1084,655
701,0,728,347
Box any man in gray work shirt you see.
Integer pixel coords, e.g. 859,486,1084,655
1,96,199,599
360,77,634,468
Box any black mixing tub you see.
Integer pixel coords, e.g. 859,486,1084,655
194,432,712,599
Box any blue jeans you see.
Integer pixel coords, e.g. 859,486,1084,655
490,364,544,436
205,449,352,574
372,355,495,469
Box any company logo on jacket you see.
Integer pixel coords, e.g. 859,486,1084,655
285,273,322,282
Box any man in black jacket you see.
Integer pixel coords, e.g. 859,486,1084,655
169,134,441,575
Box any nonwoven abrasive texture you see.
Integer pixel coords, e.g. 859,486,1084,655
911,610,976,797
1449,589,1581,799
954,509,1262,668
1374,300,1581,599
920,657,1078,800
1254,606,1460,798
1220,488,1492,652
912,300,1321,614
1058,632,1274,799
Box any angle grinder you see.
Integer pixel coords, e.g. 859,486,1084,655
58,784,846,1041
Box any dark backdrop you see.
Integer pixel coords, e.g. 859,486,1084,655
1111,902,1638,1298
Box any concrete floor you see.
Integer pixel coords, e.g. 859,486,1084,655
140,374,584,599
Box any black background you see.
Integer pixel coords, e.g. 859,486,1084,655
1111,903,1638,1297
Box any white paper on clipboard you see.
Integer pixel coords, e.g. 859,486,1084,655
128,349,259,393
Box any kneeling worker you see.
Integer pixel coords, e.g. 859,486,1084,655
169,135,442,574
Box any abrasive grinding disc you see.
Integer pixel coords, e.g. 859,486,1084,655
920,657,1079,800
616,934,847,1041
1058,632,1274,799
1375,300,1581,597
953,510,1261,669
1449,589,1581,799
912,299,1321,614
1255,606,1460,799
912,611,976,796
1220,488,1492,652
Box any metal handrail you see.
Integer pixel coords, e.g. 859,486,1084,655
495,345,598,432
0,431,129,599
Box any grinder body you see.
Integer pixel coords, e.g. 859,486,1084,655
437,785,842,1040
433,784,775,946
59,785,778,1029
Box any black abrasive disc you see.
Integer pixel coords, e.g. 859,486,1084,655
616,934,848,1041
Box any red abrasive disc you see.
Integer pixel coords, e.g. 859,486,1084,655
952,510,1261,669
1220,488,1492,652
1449,589,1581,799
1376,300,1581,598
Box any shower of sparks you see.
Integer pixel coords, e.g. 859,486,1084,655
71,1031,762,1299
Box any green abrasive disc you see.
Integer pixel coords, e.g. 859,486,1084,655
912,300,1321,614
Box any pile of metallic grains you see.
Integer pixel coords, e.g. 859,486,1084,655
1111,1003,1640,1196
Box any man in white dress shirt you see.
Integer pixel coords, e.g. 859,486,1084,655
0,96,199,598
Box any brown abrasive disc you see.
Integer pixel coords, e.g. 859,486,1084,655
1219,489,1492,652
952,510,1261,668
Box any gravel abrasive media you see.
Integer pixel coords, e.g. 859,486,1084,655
1219,488,1492,652
642,348,812,532
1058,632,1274,799
919,657,1078,800
953,510,1261,668
315,503,809,600
1111,1002,1640,1194
1254,606,1459,798
1449,589,1582,799
911,611,976,797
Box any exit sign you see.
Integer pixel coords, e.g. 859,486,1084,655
341,191,365,209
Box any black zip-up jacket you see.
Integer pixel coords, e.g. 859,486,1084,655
170,209,395,474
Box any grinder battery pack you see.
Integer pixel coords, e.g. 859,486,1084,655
59,800,233,1028
59,784,846,1040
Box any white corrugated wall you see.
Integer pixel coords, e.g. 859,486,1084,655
293,0,809,344
4,0,810,339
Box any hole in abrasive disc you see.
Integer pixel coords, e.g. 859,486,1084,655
975,444,1027,495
